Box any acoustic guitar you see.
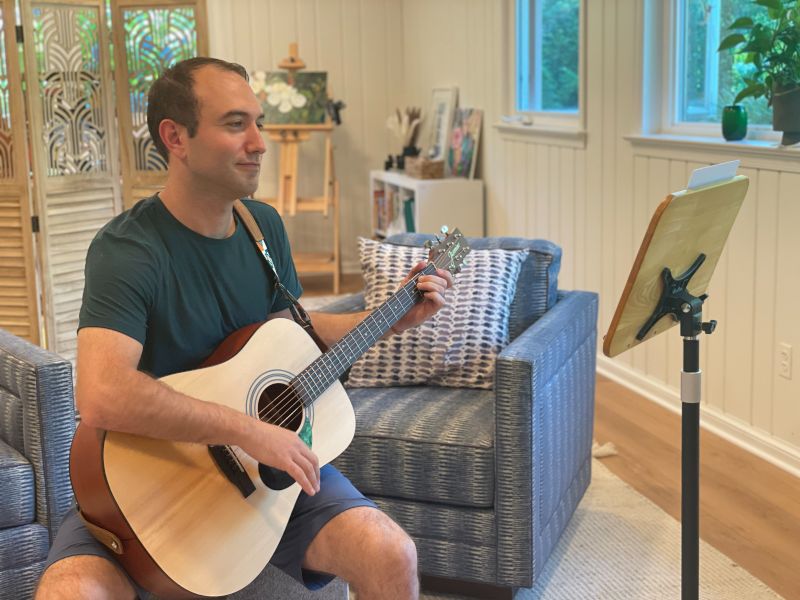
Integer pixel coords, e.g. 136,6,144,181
69,229,470,599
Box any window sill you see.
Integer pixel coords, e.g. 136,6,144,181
626,133,800,166
494,121,587,148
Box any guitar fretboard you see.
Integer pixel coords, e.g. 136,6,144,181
292,262,437,404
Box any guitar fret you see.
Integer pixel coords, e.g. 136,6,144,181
294,259,456,408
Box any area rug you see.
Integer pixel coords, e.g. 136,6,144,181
420,459,783,599
308,292,783,599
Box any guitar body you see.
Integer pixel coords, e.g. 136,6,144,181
70,319,355,598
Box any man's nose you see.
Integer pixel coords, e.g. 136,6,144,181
247,123,266,154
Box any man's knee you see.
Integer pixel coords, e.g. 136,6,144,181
359,512,418,585
36,555,136,600
384,528,417,577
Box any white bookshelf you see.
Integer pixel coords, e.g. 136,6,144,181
369,170,484,239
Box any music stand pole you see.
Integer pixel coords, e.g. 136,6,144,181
603,174,749,600
636,254,717,600
682,334,700,599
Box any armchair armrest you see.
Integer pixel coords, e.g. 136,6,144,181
309,292,365,314
0,329,76,539
493,290,598,586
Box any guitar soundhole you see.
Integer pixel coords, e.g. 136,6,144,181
257,383,306,491
258,383,303,430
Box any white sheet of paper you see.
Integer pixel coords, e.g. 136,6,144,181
686,160,740,190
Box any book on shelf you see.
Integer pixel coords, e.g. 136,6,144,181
372,186,386,236
403,197,415,233
372,182,415,237
384,187,405,237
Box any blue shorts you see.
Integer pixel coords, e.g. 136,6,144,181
43,464,375,597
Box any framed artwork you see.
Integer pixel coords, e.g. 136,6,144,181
249,71,329,125
447,108,483,179
425,87,458,161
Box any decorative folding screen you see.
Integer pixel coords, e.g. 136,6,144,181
111,0,208,209
4,0,207,357
0,0,40,344
20,0,122,357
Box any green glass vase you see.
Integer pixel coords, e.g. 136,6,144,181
722,105,747,141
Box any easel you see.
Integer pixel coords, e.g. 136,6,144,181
604,172,749,599
257,44,340,293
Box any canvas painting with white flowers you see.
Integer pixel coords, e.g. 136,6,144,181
249,71,328,125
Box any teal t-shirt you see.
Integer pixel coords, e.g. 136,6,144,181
78,196,302,378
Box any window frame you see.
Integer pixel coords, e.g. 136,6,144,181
659,0,779,142
508,0,586,132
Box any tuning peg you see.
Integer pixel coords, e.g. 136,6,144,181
423,240,434,249
440,225,449,235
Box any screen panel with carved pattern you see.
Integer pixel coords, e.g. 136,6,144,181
123,7,197,172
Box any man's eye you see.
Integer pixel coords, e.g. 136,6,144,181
229,121,244,128
256,122,264,130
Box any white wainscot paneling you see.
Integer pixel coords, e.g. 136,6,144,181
598,154,800,476
207,0,403,273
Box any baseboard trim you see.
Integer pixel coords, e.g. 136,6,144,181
597,355,800,479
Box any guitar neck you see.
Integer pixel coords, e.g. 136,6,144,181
294,262,437,402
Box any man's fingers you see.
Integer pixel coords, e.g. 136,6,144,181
436,268,455,288
297,446,321,493
287,462,316,496
423,290,446,309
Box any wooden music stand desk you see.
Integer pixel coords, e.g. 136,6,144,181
603,174,749,600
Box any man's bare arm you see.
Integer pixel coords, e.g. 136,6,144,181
76,327,320,495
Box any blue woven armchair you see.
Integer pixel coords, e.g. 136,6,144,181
0,328,75,599
326,235,599,594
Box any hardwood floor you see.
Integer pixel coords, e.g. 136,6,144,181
300,275,800,598
595,374,800,600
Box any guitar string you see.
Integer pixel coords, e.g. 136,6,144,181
259,279,422,430
256,247,458,430
255,260,438,428
257,288,417,429
260,274,425,430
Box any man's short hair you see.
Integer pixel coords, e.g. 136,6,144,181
147,57,249,160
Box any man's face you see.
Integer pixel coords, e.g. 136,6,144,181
180,66,266,199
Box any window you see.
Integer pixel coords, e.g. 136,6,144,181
515,0,582,123
670,0,772,130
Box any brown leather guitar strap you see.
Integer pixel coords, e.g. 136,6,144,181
233,200,329,353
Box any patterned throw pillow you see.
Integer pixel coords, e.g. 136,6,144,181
346,238,528,389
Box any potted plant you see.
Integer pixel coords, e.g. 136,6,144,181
718,0,800,145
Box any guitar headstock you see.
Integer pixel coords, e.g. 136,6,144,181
425,226,471,275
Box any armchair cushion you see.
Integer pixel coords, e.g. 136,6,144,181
333,386,495,507
346,238,527,389
0,441,34,528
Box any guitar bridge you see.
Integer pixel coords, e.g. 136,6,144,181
208,445,256,498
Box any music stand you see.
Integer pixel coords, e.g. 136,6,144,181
603,173,749,600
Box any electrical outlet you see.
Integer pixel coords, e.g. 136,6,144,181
778,343,792,380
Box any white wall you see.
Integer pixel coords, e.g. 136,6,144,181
207,0,404,272
400,0,800,475
206,0,800,474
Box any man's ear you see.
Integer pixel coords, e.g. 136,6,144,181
158,119,188,160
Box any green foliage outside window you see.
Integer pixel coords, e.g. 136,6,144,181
540,0,579,111
682,0,772,125
717,0,800,107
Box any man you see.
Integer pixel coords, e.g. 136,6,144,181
35,57,452,600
